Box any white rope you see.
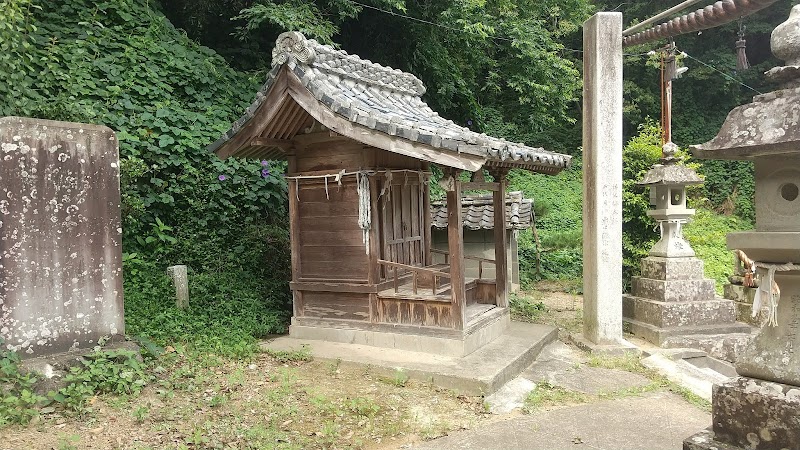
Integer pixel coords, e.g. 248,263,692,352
357,171,371,255
284,168,430,181
751,262,800,327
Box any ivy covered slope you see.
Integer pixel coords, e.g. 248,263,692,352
1,0,292,356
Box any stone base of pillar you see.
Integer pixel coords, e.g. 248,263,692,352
723,283,765,326
623,257,752,361
683,377,800,450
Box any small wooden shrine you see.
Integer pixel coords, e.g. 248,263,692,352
431,192,535,293
210,32,570,356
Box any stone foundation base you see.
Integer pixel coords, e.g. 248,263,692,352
289,309,510,357
623,256,752,351
684,377,800,450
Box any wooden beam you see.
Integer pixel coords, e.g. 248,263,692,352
462,181,500,192
289,281,377,293
292,130,348,146
447,174,466,330
250,137,293,149
493,172,509,309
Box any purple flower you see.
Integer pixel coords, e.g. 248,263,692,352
218,174,227,181
466,119,473,127
261,168,271,178
261,160,269,166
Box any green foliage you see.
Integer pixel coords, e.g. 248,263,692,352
509,293,548,322
621,122,662,284
124,257,290,358
684,208,753,293
51,349,150,414
1,0,295,354
1,0,288,255
0,342,47,426
508,162,583,285
699,160,755,222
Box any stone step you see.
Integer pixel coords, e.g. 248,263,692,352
631,277,716,302
662,332,755,363
624,317,752,347
622,295,736,328
640,256,705,281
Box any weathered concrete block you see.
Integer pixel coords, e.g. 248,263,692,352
724,283,757,305
623,295,736,328
664,333,753,363
0,117,123,357
631,277,716,302
712,377,800,450
625,317,751,347
640,256,705,281
736,274,800,387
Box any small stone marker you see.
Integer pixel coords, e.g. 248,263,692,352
0,117,124,356
167,265,189,309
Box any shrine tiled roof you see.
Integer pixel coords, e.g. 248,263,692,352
430,192,533,230
208,31,571,174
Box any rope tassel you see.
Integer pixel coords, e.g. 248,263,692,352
736,22,749,71
736,39,749,71
357,171,371,255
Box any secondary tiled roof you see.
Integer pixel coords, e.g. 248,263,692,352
431,191,533,230
209,31,571,174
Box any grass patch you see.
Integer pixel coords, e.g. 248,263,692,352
585,353,711,411
264,346,314,364
509,293,548,322
524,381,589,412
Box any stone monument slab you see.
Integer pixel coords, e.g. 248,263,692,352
0,117,123,356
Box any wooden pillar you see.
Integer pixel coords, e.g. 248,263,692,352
492,170,509,308
446,170,466,330
287,154,303,318
368,176,381,323
423,167,432,267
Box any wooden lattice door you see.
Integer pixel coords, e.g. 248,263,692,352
380,177,426,268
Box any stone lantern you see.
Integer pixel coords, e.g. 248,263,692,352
685,6,800,450
639,142,703,258
623,135,749,356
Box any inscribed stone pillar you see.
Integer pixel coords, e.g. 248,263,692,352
582,12,625,345
0,117,124,357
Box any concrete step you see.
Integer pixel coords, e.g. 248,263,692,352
624,317,752,347
622,295,736,328
263,320,558,395
631,277,716,302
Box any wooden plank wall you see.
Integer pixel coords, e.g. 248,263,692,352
377,298,454,328
296,178,368,281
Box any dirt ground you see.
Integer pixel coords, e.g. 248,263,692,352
1,287,585,450
1,351,491,450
